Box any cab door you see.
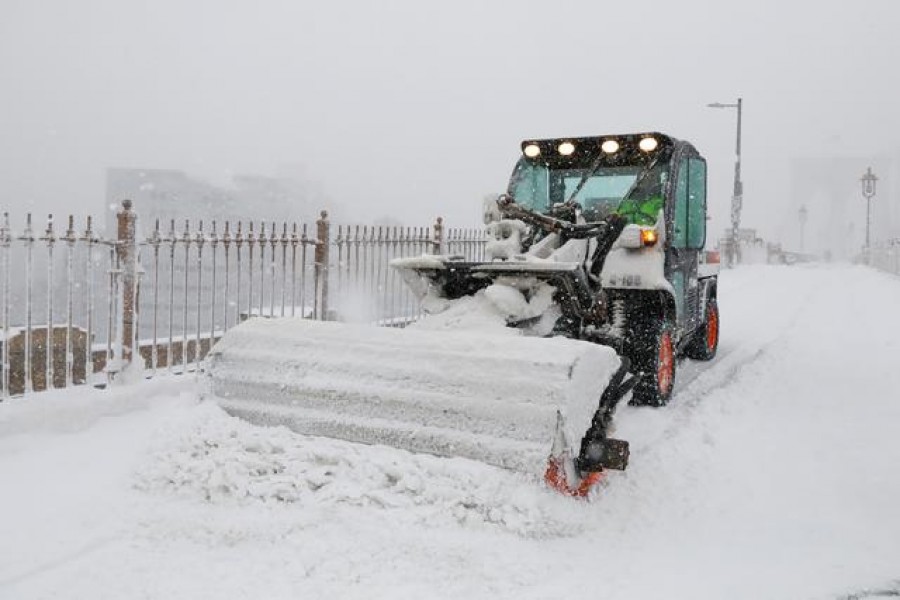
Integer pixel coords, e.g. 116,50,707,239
667,155,707,336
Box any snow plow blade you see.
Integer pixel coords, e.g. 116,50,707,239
205,317,632,482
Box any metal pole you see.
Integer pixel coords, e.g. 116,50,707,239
709,98,744,267
223,221,232,331
150,220,161,375
866,196,872,251
83,217,96,385
116,200,137,370
181,221,190,370
195,221,204,365
43,215,55,390
860,167,878,265
167,220,176,372
64,216,76,388
23,214,34,394
314,211,330,320
209,221,218,350
731,97,743,266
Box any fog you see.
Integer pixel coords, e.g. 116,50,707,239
2,0,898,252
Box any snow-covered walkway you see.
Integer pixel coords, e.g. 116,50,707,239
1,264,898,600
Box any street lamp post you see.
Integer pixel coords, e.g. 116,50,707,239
798,204,808,253
707,98,743,266
860,166,878,263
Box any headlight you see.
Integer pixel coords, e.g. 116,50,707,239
640,228,658,246
558,141,575,156
601,139,620,154
523,144,541,158
639,137,658,152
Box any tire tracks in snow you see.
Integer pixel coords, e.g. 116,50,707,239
621,269,830,454
586,269,834,535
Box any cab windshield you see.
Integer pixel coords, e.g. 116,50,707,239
508,158,669,222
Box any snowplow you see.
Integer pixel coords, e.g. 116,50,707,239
206,132,720,496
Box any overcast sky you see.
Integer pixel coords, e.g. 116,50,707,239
2,0,898,247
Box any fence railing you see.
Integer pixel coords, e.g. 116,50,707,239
868,241,900,276
0,200,486,398
0,211,109,395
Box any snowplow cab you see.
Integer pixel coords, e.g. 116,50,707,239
504,131,717,406
509,132,685,228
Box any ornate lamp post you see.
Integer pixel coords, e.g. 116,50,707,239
798,204,808,253
860,167,877,262
707,98,743,266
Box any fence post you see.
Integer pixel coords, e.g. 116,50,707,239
116,199,137,370
314,210,330,320
432,216,444,255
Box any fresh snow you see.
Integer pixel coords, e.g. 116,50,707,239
1,264,899,599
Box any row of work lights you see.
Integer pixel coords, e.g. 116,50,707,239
523,136,659,159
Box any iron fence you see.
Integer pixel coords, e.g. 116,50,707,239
0,212,110,395
332,222,435,325
869,242,900,276
0,200,486,398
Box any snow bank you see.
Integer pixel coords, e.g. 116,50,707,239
136,401,594,539
0,376,194,437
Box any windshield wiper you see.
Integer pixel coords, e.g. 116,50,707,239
564,152,608,205
620,154,662,202
564,153,662,208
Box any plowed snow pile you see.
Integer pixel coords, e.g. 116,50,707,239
136,401,589,538
1,264,900,600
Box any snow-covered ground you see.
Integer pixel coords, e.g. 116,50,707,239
1,264,899,600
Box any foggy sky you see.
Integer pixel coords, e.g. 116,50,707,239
2,0,898,250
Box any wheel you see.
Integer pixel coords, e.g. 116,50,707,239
685,297,719,361
629,316,676,407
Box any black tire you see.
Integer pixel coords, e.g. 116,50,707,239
685,298,719,361
628,316,676,407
